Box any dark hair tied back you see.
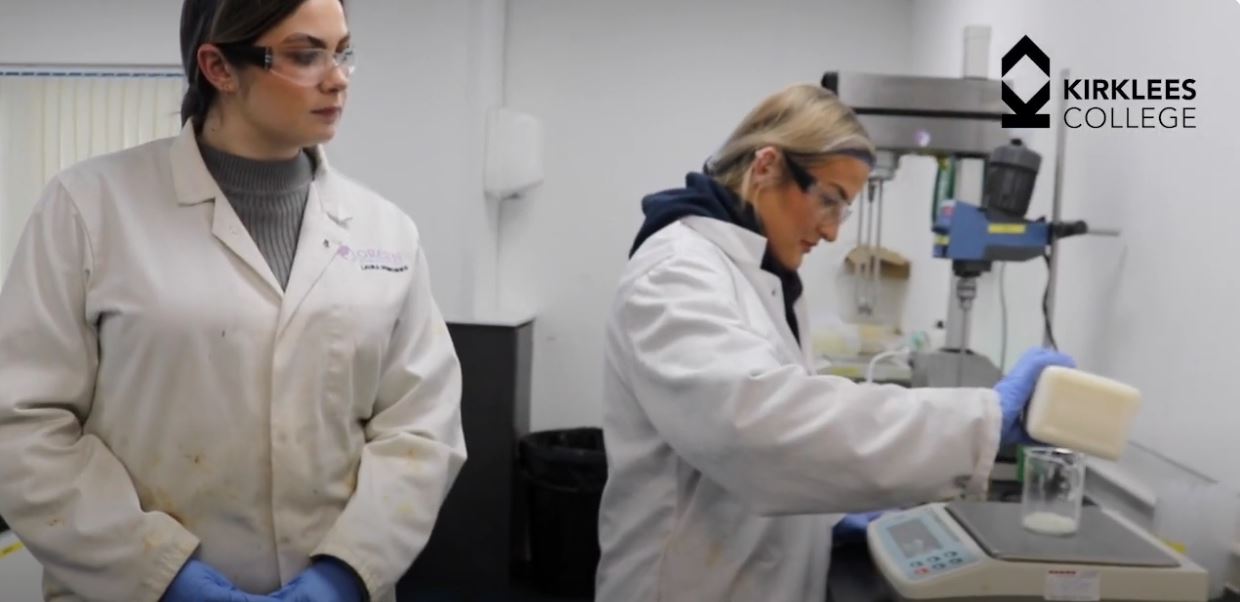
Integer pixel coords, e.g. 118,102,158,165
178,0,344,127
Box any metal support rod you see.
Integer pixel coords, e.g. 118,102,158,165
944,154,982,351
955,276,978,386
873,180,885,315
1044,67,1070,348
855,181,868,314
868,184,879,314
1085,228,1121,237
958,306,971,386
866,183,878,315
857,181,877,316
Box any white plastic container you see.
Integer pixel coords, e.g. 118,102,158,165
1025,366,1142,460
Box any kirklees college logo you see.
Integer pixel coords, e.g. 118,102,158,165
1002,36,1051,129
1001,35,1198,130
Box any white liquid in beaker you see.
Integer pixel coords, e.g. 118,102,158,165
1022,511,1079,535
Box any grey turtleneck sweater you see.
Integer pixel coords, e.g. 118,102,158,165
199,143,314,289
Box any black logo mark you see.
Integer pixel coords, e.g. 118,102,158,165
1002,36,1051,129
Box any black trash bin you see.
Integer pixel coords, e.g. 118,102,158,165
518,427,607,597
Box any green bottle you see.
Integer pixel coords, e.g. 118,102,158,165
931,156,957,225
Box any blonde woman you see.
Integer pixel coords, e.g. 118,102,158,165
596,83,1073,601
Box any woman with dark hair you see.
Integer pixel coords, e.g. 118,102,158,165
0,1,466,600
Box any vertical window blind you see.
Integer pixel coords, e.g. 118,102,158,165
0,67,183,278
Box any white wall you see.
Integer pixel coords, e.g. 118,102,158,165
0,0,181,65
502,0,920,429
909,0,1240,493
328,0,507,321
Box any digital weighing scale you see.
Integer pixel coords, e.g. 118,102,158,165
868,502,1209,601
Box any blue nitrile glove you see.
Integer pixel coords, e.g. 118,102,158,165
994,347,1077,447
832,510,885,546
271,557,366,602
162,559,279,602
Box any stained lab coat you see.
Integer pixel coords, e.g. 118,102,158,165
596,216,1001,601
0,124,466,602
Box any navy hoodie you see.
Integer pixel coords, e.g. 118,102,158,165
630,172,804,345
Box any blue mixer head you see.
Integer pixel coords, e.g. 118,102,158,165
933,201,1051,275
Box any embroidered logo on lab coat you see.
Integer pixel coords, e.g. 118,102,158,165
337,245,409,273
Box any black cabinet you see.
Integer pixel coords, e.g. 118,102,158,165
398,318,534,600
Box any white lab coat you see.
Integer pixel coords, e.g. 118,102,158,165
0,124,466,602
596,216,1001,601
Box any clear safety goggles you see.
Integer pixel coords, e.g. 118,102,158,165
784,152,853,225
218,44,355,87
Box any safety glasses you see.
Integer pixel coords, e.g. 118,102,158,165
784,153,853,225
216,43,355,87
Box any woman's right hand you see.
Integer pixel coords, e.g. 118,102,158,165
162,559,278,602
994,347,1077,447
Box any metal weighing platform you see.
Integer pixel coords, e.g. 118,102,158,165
868,502,1209,601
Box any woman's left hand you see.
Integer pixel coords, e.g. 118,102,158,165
832,510,886,545
270,557,366,602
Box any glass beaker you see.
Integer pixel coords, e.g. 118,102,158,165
1021,447,1086,536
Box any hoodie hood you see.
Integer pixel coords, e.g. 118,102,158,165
629,172,804,345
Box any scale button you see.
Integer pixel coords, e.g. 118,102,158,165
951,558,964,565
945,551,959,558
927,556,941,563
933,564,947,570
916,568,930,576
910,561,923,568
